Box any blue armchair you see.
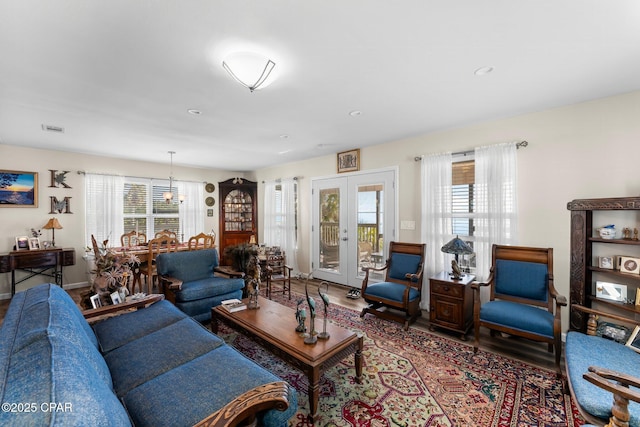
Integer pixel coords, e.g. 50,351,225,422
360,241,426,330
471,244,566,374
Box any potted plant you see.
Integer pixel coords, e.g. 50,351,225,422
81,235,139,309
223,243,257,273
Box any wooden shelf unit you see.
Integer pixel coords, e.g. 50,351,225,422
218,178,257,266
567,196,640,331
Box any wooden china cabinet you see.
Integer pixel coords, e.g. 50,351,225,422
218,178,258,266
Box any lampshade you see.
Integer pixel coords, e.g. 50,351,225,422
222,52,276,92
42,217,63,248
441,235,473,257
42,217,63,230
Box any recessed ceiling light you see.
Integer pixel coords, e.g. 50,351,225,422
349,110,362,117
187,109,202,115
279,134,289,139
41,124,65,133
278,149,292,155
474,66,494,76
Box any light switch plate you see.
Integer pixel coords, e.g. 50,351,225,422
400,220,415,230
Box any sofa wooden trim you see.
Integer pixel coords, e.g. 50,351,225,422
567,304,640,427
194,381,291,427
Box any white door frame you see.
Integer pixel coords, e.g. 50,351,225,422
311,167,398,287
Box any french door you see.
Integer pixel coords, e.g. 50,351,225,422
311,169,396,287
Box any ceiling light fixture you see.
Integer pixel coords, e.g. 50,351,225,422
349,110,362,117
163,151,176,204
187,109,202,115
222,52,276,92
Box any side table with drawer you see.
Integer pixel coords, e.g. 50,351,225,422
429,271,475,340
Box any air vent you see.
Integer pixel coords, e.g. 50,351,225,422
41,124,65,133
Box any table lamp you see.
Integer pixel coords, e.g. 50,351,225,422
441,235,473,280
42,218,63,248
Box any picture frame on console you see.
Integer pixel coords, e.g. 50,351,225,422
337,149,360,173
0,170,38,207
90,294,102,309
28,237,41,250
15,236,29,251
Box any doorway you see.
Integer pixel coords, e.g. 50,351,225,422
311,169,397,287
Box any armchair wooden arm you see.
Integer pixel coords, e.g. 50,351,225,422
583,366,640,427
159,274,184,291
193,381,291,427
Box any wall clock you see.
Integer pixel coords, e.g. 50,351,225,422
205,183,215,193
205,197,215,207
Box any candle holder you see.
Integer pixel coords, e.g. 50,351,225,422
317,281,330,340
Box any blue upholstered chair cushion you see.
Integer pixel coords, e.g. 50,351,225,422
495,259,548,301
364,282,420,302
122,345,298,427
479,300,554,338
156,249,218,283
388,253,422,282
565,332,640,427
175,277,245,302
92,299,188,353
0,284,131,427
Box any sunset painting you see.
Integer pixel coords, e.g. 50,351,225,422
0,171,38,207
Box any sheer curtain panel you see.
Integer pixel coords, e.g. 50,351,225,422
84,173,125,247
263,179,299,275
420,152,453,310
177,181,205,241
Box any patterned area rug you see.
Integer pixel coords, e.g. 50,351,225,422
217,291,583,427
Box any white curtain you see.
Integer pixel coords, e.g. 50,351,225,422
420,152,453,310
263,179,299,275
84,173,124,247
474,142,519,288
177,181,205,241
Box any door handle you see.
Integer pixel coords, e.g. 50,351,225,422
342,237,348,241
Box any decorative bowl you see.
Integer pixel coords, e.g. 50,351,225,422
597,227,617,239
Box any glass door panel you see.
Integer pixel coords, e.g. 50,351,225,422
319,187,340,271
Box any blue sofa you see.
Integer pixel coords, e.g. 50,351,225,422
565,306,640,427
156,249,245,322
0,283,297,427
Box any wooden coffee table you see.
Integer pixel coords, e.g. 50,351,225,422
211,296,363,422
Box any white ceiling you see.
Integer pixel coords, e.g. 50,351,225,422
1,1,640,171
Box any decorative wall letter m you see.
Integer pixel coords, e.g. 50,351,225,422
49,196,73,214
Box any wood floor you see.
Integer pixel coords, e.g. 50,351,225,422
0,279,563,372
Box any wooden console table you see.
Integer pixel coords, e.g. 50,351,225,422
0,248,76,296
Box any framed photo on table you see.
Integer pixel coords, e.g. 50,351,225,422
0,170,38,207
337,149,360,173
15,236,29,251
28,237,41,250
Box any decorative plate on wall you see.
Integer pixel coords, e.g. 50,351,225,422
205,183,215,193
205,197,215,207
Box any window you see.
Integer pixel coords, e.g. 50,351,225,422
452,159,474,237
123,179,180,237
452,159,476,271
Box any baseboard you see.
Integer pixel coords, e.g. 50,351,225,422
0,281,89,300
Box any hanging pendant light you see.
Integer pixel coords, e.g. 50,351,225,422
163,151,175,204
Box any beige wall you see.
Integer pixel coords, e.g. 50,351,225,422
253,90,640,328
0,146,246,297
3,90,640,330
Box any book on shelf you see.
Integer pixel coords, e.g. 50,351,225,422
220,298,246,313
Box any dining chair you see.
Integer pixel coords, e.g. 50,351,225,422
155,229,177,240
188,232,214,251
265,253,292,300
138,235,178,294
120,230,147,247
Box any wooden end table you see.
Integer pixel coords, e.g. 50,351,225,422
211,296,363,422
429,271,475,340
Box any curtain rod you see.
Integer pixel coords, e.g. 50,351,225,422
76,170,207,184
261,176,299,184
413,140,528,162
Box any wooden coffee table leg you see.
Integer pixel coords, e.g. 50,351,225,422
307,367,321,422
355,334,364,383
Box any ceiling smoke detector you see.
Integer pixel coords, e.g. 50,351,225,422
41,124,65,133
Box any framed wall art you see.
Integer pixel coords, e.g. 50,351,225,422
337,149,360,173
0,170,38,207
